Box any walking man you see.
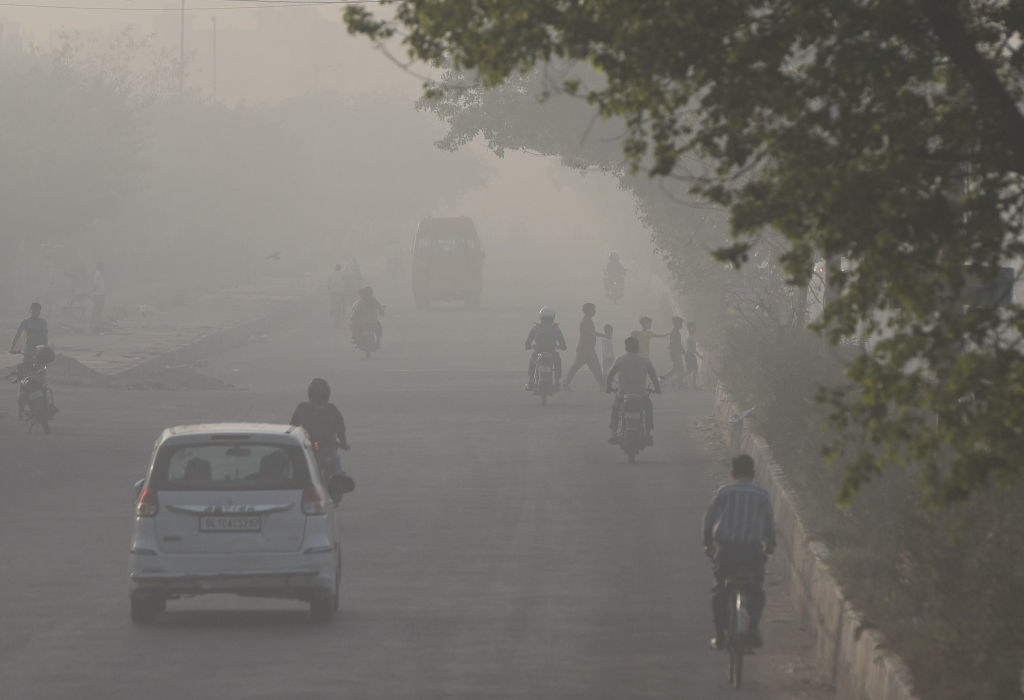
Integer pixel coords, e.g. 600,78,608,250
563,302,605,390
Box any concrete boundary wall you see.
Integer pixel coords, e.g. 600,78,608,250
713,388,918,700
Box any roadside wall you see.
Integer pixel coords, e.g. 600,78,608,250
713,388,918,700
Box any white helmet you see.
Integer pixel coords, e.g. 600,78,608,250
539,306,556,320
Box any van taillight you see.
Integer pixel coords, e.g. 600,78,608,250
137,486,158,517
301,485,327,516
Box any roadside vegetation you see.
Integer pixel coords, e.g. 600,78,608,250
341,3,1024,696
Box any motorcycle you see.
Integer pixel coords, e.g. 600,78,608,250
531,351,559,405
604,272,625,303
350,308,383,359
310,440,356,503
614,388,654,463
7,346,57,434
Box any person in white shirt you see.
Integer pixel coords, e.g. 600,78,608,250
328,264,347,328
600,323,615,378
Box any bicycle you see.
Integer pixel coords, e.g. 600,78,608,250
723,571,757,689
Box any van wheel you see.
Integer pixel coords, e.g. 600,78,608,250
130,593,163,625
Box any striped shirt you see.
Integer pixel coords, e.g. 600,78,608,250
702,480,776,552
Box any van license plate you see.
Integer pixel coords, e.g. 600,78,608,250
623,412,642,419
199,516,261,532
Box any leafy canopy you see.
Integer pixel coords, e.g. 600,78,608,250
347,1,1024,505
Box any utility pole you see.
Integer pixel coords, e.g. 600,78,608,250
211,16,217,101
178,0,185,98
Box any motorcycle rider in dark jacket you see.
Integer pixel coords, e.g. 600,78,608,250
290,378,350,478
525,306,567,390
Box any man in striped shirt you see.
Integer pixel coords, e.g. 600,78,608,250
702,454,776,649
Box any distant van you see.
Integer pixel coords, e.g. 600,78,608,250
411,217,484,309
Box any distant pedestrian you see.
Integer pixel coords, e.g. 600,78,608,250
600,323,615,378
659,316,686,389
328,264,347,328
91,263,106,331
563,302,605,390
685,321,703,389
630,316,669,357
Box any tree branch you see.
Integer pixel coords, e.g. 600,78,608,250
920,0,1024,173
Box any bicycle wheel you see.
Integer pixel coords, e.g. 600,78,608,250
728,592,744,688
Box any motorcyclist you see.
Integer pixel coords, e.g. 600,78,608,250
289,378,350,479
9,302,48,367
525,306,567,390
605,335,661,444
350,286,385,350
604,252,626,281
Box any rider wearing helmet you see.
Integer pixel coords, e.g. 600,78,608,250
350,286,385,349
290,378,350,478
605,252,626,279
525,306,567,390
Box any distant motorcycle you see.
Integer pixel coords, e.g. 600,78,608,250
604,272,625,303
614,388,654,463
7,346,57,434
350,305,384,359
531,351,559,405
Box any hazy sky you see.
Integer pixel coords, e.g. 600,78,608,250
0,1,422,103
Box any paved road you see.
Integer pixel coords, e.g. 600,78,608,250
0,269,831,699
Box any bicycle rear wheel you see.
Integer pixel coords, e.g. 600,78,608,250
728,594,744,688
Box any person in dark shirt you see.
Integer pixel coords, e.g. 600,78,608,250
290,377,350,478
9,302,48,365
525,306,567,389
563,302,606,390
702,454,776,650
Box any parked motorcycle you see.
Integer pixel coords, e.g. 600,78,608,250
7,346,57,434
614,388,653,463
531,351,559,405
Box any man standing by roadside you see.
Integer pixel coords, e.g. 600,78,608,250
702,454,776,650
91,262,106,331
9,302,48,365
563,302,605,391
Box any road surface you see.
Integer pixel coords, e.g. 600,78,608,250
0,266,831,699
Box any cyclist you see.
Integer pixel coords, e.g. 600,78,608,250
702,454,776,650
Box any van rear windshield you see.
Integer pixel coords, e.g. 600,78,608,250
151,443,312,491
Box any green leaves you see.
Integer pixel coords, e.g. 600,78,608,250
346,0,1024,505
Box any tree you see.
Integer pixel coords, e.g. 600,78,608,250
346,1,1024,505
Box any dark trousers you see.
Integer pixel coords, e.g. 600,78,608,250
564,346,603,387
609,394,654,432
711,542,767,636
